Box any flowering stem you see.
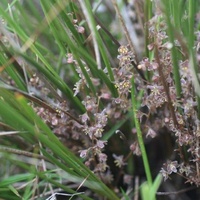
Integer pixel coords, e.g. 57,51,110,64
154,45,178,127
131,76,153,186
111,0,138,63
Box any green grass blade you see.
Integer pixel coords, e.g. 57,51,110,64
0,90,120,200
161,0,182,99
131,76,152,186
80,1,115,82
0,174,34,187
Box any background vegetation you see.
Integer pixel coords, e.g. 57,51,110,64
0,0,200,199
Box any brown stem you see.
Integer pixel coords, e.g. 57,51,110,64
0,146,48,161
111,0,138,63
154,45,178,127
157,186,196,196
154,44,186,163
0,85,83,125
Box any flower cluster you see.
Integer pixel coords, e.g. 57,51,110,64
112,45,134,110
160,160,178,181
29,73,51,98
71,46,138,177
136,13,200,186
67,54,100,97
78,95,110,173
27,5,200,190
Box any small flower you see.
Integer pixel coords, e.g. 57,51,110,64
130,142,141,156
94,125,104,138
146,127,157,138
147,43,155,51
100,170,114,184
77,26,85,34
113,154,127,168
114,97,122,104
95,110,108,127
179,163,192,176
100,92,111,99
66,53,74,64
94,163,108,172
96,140,107,148
118,45,129,55
51,116,58,126
98,153,107,162
79,149,88,158
160,168,169,181
138,58,158,71
118,54,133,66
115,80,131,95
147,85,163,96
73,80,82,96
82,96,97,112
80,113,89,123
167,161,178,174
123,174,133,185
117,45,135,67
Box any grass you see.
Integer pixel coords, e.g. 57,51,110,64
0,0,200,199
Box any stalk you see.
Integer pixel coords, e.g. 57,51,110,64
131,77,152,186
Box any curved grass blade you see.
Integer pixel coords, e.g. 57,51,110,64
0,90,120,200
